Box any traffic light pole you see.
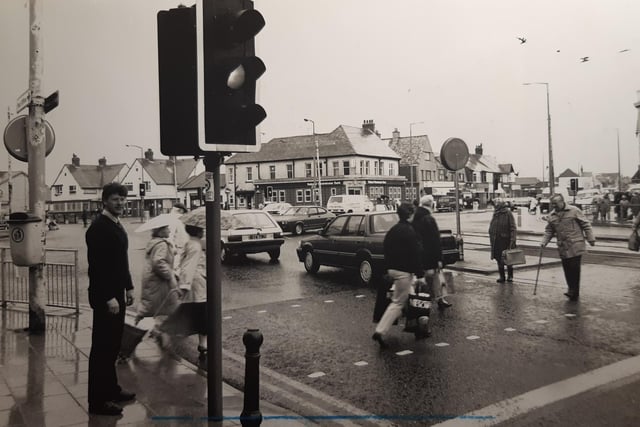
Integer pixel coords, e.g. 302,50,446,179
27,0,47,334
204,153,223,422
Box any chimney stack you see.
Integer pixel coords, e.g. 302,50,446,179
475,144,483,155
145,149,154,161
98,157,107,167
71,154,80,167
392,128,400,143
362,119,375,135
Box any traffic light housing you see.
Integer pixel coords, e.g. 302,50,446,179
266,186,273,199
197,0,266,152
570,178,578,191
139,184,146,197
157,5,201,156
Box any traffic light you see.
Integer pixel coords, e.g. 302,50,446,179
157,5,201,156
139,184,146,197
266,186,273,199
570,178,578,191
197,0,266,152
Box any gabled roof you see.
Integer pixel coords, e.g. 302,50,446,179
0,171,28,185
65,163,128,189
179,171,227,190
385,135,433,165
140,158,199,186
226,125,400,164
466,154,501,173
498,163,515,174
558,168,579,178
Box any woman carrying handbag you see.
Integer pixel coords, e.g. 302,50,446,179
489,198,517,283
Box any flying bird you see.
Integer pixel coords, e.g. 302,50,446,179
517,37,527,44
580,56,589,62
619,49,630,53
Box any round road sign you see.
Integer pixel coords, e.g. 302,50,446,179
440,137,470,171
3,115,55,162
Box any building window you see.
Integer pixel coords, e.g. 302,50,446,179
343,161,350,176
389,186,402,200
330,187,337,196
278,190,286,202
228,168,234,182
424,152,431,161
69,185,77,194
269,165,276,179
296,189,304,203
53,185,63,195
246,167,253,182
359,160,364,175
318,162,324,177
124,182,133,192
473,173,477,182
389,163,395,176
305,163,312,178
229,194,235,206
379,161,384,175
238,196,246,207
333,161,340,176
313,188,319,203
287,164,293,178
373,161,378,175
365,161,370,175
426,170,432,181
369,186,384,199
304,189,312,202
459,172,465,181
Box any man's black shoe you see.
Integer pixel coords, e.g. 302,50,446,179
507,277,513,283
371,332,388,349
438,299,452,308
564,292,579,301
89,401,123,416
113,390,136,403
496,278,506,283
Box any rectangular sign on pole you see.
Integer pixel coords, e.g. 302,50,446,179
16,89,31,113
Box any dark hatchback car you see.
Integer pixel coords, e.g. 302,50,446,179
275,206,335,235
296,211,460,286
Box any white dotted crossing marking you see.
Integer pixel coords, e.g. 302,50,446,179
257,310,267,314
222,316,232,320
324,300,334,303
504,327,516,332
590,308,602,312
308,372,326,378
615,303,629,307
291,304,301,308
534,320,549,324
465,280,475,283
354,361,368,367
355,295,366,298
396,350,413,356
564,313,577,318
466,335,480,340
435,342,450,347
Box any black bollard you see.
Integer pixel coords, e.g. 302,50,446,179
241,329,263,427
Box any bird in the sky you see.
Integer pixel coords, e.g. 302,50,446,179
619,49,630,53
517,37,527,44
580,56,589,62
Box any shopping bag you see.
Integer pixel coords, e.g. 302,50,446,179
441,270,456,294
403,291,431,333
502,248,526,266
119,323,147,361
629,229,640,252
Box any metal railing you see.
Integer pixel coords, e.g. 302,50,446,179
0,247,79,314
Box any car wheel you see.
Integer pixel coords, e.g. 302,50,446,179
303,250,320,274
268,248,280,262
294,223,304,235
358,257,374,286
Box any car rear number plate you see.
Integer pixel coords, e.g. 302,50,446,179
249,233,265,240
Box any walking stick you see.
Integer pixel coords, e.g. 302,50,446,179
533,245,544,295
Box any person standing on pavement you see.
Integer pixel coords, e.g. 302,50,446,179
541,194,596,301
86,183,136,416
412,195,451,308
489,198,517,283
630,192,640,220
169,203,189,270
600,194,611,222
372,202,423,349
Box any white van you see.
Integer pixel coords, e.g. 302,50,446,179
326,195,375,214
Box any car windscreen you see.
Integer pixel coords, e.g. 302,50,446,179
221,212,277,230
370,213,398,234
328,196,342,203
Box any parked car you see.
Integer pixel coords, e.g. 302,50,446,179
326,194,374,215
296,211,460,286
275,206,335,235
262,202,292,216
434,196,459,212
219,210,284,263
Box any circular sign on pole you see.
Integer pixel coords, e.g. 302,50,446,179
440,137,469,171
3,115,55,162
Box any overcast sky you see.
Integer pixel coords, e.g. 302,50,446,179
1,0,639,184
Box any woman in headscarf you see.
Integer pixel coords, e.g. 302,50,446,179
488,198,517,283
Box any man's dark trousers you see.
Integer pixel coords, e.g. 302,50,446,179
88,299,125,406
561,256,581,297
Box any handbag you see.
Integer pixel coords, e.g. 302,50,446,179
502,248,526,266
629,229,640,252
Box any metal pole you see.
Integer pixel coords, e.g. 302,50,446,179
27,0,46,333
6,108,12,215
617,129,621,192
204,153,223,422
409,125,414,200
545,83,555,195
315,135,322,207
240,329,263,427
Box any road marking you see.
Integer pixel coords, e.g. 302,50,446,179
257,310,267,314
324,300,334,303
534,320,549,324
354,361,368,366
355,294,366,298
432,354,640,426
435,342,450,347
504,327,516,332
396,350,413,356
615,303,629,307
308,372,326,378
564,313,577,318
466,335,480,340
222,316,232,320
291,304,301,308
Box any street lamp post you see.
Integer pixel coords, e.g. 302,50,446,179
409,121,424,201
126,144,145,221
304,118,322,206
523,82,555,194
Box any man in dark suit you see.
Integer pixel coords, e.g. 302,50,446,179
86,183,136,415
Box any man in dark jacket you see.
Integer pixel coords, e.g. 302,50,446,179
86,183,136,415
413,195,451,308
372,202,423,348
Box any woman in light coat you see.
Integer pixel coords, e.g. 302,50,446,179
488,198,517,283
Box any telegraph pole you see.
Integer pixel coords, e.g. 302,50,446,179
6,108,13,215
27,0,47,333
